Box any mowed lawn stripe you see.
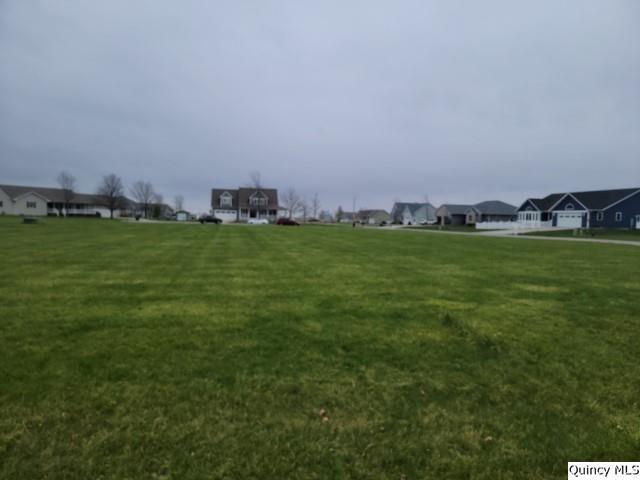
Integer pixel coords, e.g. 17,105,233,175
0,218,638,479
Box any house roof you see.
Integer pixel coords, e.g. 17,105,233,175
211,187,278,208
211,189,239,208
238,188,278,208
571,188,639,210
391,202,436,217
0,184,132,206
438,204,473,215
357,209,390,218
524,188,640,211
471,200,517,216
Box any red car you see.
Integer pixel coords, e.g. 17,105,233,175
276,218,299,226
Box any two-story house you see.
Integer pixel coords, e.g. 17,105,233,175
211,187,279,223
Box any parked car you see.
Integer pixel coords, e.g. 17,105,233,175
276,218,300,226
199,215,222,224
248,218,269,225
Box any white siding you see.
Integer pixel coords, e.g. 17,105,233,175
0,188,12,215
14,193,48,216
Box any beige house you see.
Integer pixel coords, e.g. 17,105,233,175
0,187,48,216
0,184,136,218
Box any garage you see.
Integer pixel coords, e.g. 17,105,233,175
213,209,238,223
556,212,583,228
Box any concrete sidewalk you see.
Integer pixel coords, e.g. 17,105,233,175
386,225,640,247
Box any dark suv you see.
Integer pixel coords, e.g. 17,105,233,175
199,215,222,224
276,218,299,226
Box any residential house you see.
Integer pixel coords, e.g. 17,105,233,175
518,187,640,229
0,184,135,218
390,202,437,225
435,204,473,225
211,187,279,223
464,201,517,225
338,211,356,223
357,209,391,225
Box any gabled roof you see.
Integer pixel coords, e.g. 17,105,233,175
471,200,517,216
0,184,132,206
211,189,239,207
238,188,278,208
522,188,640,211
438,204,473,215
528,193,564,211
391,202,436,217
572,188,640,210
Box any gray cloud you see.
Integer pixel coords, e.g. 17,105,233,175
1,0,639,213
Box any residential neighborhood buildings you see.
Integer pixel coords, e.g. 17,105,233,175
356,209,391,225
390,202,437,225
464,201,517,225
435,204,473,225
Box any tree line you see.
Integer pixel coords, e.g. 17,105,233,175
56,170,185,220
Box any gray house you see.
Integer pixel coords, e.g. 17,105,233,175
464,201,517,225
357,209,391,225
435,204,473,225
390,202,437,225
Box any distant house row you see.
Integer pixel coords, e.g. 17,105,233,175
0,184,173,218
386,200,518,226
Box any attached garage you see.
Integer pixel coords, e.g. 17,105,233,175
555,212,584,228
213,209,238,223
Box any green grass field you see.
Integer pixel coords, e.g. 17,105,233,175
1,218,639,479
523,228,640,242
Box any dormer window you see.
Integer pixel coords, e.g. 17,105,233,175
220,192,232,207
250,192,268,207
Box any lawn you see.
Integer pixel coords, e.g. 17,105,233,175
523,228,640,242
1,217,639,479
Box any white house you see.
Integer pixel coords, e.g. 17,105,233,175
0,184,135,218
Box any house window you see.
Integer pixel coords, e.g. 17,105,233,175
220,193,232,207
0,200,3,207
596,211,603,221
615,212,622,222
27,201,37,208
565,203,574,210
250,197,267,207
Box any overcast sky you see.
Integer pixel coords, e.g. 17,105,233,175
1,1,639,213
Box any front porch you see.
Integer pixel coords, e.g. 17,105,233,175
517,211,552,228
239,208,278,222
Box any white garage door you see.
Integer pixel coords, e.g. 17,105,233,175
213,210,237,223
557,213,583,228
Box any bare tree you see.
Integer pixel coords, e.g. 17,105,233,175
336,205,344,222
174,195,184,212
311,193,321,219
130,181,156,218
300,196,309,223
96,174,124,219
152,193,165,219
282,187,301,219
56,171,76,216
249,171,262,189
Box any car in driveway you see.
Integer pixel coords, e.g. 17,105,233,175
276,218,300,226
199,215,222,224
248,218,269,225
